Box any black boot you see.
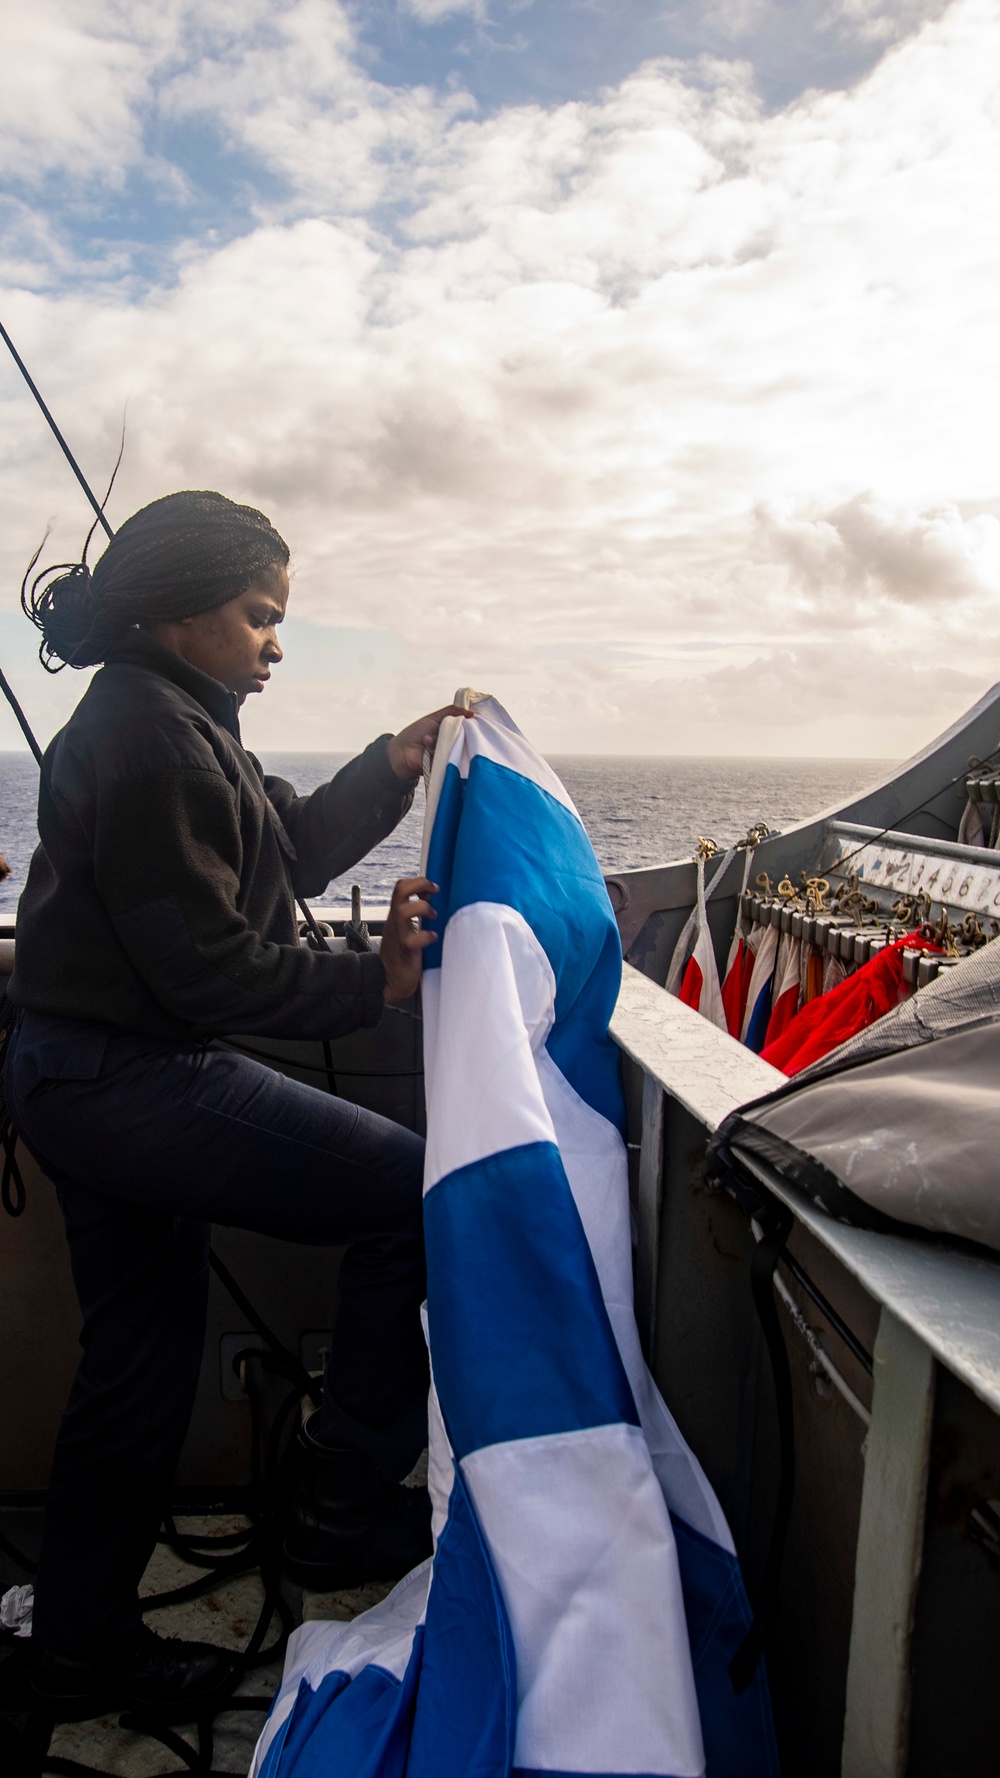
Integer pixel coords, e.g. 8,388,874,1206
31,1622,238,1722
283,1412,432,1591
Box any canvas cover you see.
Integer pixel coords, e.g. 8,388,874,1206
252,694,778,1778
713,936,1000,1252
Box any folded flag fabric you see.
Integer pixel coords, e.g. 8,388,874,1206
666,849,735,1035
740,923,779,1052
252,693,778,1778
762,933,802,1049
676,854,728,1032
761,933,940,1076
721,851,757,1039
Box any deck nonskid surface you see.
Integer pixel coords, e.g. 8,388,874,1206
1,1512,397,1776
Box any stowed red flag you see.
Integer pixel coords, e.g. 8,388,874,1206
762,934,940,1075
721,850,757,1038
740,922,779,1052
666,848,732,1032
763,931,803,1047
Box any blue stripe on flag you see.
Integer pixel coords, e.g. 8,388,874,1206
425,757,625,1129
407,1463,516,1777
743,981,773,1054
257,1653,419,1778
425,1141,639,1457
673,1517,781,1778
512,1769,688,1776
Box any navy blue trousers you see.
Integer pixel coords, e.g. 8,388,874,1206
4,1012,427,1659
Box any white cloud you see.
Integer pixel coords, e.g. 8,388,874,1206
696,0,946,51
0,0,147,181
756,494,1000,611
401,0,486,20
160,0,474,216
1,0,999,760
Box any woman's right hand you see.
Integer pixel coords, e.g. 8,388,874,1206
380,876,439,1003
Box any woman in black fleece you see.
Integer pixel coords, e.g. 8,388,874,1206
4,490,467,1720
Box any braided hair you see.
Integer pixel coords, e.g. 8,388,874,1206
22,491,290,672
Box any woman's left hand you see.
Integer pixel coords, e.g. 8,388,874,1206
387,705,474,781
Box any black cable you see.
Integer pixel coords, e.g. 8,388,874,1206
730,1198,796,1695
0,319,114,542
263,1391,301,1488
102,1359,307,1776
197,1715,214,1774
160,1514,254,1558
1,1125,26,1218
117,1718,210,1773
296,899,334,952
206,1253,319,1407
776,1247,873,1377
0,998,27,1220
817,740,1000,885
0,664,45,769
294,921,340,1092
139,1549,261,1613
164,1523,252,1548
22,1448,293,1778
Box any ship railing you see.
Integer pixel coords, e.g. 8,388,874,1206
610,962,1000,1778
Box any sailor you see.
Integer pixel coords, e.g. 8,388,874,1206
2,490,466,1719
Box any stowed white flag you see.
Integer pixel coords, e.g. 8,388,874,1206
252,694,778,1778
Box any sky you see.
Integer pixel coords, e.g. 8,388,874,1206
0,0,998,758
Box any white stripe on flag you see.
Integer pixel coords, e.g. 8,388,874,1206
462,1423,703,1776
421,904,556,1193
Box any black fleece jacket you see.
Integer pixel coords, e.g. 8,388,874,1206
9,633,414,1040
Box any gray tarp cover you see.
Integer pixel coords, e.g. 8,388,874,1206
729,937,1000,1253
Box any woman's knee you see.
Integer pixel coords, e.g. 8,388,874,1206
343,1106,425,1203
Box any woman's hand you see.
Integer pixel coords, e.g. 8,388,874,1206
387,705,473,781
381,876,439,1003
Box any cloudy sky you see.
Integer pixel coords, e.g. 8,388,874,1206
1,0,998,758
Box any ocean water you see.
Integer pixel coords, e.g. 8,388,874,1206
0,751,894,915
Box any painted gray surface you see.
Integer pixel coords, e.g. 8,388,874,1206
610,961,783,1129
841,1311,935,1778
611,964,1000,1422
614,950,1000,1775
751,1025,1000,1253
738,1147,1000,1425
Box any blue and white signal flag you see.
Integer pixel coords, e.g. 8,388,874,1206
252,693,778,1778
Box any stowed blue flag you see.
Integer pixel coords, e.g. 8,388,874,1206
252,694,779,1778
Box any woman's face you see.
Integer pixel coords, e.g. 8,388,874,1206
154,564,289,704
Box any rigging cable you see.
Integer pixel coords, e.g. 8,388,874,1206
772,741,1000,889
0,319,113,541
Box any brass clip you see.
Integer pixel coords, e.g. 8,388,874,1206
804,875,830,914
